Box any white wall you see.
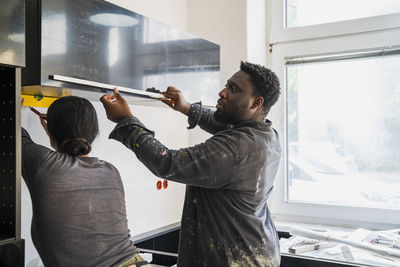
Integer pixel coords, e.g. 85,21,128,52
247,0,268,66
187,0,247,89
187,0,268,87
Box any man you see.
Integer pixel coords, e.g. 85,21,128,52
100,61,281,266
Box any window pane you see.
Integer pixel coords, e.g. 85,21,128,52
286,0,400,28
287,55,400,210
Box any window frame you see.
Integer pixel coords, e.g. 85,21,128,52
267,1,400,229
270,0,400,44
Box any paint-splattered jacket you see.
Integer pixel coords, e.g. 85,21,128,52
110,103,281,267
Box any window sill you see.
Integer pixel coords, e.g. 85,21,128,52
275,220,400,267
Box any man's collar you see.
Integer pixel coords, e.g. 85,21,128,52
233,119,272,130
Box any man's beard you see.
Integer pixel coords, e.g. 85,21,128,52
213,109,228,123
214,109,237,125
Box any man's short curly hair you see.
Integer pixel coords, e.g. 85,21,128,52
240,61,281,115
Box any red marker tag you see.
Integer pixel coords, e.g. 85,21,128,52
156,180,162,190
163,180,168,189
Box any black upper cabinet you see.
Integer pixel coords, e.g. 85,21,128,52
22,0,220,105
0,0,25,67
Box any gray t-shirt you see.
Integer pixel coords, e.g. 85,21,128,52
21,128,138,267
109,103,281,267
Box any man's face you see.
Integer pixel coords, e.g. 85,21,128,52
214,70,259,124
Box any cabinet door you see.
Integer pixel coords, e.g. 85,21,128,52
30,0,219,105
0,0,25,67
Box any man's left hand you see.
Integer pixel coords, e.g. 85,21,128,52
100,88,133,123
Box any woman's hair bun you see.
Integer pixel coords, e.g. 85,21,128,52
46,96,98,157
58,138,92,156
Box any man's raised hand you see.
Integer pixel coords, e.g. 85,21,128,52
100,88,133,123
160,86,191,116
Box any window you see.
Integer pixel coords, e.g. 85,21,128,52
270,0,400,44
287,51,400,210
268,0,400,228
286,0,400,28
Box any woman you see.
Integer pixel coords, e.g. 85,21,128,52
22,96,148,267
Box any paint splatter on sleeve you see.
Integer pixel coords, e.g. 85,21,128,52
109,116,237,188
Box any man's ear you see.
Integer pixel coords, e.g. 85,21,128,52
251,96,264,109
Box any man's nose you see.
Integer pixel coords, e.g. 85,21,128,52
219,87,227,98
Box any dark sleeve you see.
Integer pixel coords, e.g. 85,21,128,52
21,127,53,185
187,102,233,134
109,116,237,188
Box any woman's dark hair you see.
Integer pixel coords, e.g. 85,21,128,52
47,96,99,156
240,61,281,115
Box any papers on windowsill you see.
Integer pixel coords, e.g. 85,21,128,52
280,227,400,267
